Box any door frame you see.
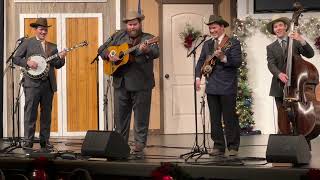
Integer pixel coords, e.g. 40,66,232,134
18,13,103,137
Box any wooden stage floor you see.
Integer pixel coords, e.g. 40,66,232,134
0,134,319,180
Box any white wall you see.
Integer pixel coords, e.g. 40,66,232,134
238,0,320,134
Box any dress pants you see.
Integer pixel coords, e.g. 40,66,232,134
114,86,152,147
23,79,53,144
207,94,240,151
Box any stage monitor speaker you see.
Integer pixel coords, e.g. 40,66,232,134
266,134,311,164
81,130,130,159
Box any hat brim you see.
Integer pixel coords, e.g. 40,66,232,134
30,23,51,28
205,20,229,27
122,15,145,22
267,17,290,35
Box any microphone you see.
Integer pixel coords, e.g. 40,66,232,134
98,30,126,54
16,36,28,43
200,34,210,38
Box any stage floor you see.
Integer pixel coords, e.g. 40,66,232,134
0,134,319,179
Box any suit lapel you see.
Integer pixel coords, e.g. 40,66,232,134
273,40,286,60
207,39,214,55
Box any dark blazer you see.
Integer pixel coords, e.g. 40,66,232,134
195,36,242,95
100,31,159,91
13,37,65,92
267,39,314,97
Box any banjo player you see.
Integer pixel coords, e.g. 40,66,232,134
13,18,67,150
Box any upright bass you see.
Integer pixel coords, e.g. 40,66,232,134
281,2,320,141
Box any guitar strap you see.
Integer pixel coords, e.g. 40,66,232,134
128,35,143,62
218,35,230,50
129,35,142,46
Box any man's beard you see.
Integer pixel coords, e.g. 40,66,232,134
127,28,142,38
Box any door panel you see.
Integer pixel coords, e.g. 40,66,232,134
66,18,98,131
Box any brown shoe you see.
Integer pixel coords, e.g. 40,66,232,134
227,149,238,156
209,148,225,156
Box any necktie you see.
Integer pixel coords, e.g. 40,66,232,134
281,39,287,55
214,38,219,51
40,40,46,52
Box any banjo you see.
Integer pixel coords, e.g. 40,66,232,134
22,41,88,80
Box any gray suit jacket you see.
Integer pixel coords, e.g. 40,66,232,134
13,37,65,92
195,37,242,95
100,31,159,91
267,39,314,97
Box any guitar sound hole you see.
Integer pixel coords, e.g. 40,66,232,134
113,52,124,65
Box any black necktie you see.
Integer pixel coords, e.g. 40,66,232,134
281,39,287,55
214,38,219,51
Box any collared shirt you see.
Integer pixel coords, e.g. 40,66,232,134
36,36,46,52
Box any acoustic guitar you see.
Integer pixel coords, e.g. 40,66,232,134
104,36,159,75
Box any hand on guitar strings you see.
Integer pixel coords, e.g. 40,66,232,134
108,52,120,62
213,48,225,60
27,59,38,70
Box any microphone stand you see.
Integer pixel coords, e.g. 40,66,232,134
180,36,208,161
1,40,24,153
91,35,114,130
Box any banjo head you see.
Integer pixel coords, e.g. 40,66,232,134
28,55,48,76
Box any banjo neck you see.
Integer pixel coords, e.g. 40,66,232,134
45,53,60,63
45,41,88,63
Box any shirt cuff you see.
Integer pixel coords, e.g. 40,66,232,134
220,55,227,63
196,77,201,80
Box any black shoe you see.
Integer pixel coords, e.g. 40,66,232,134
40,141,54,149
208,148,225,156
23,142,33,149
45,142,54,149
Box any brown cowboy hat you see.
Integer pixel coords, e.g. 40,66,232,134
30,18,51,28
205,15,229,27
266,15,290,35
122,10,145,22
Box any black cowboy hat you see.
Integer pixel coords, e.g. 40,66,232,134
30,18,51,28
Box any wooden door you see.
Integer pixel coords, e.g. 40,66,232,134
65,17,98,132
162,4,213,134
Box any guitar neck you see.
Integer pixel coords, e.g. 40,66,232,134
124,43,142,55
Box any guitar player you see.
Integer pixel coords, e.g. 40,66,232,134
195,15,242,157
13,18,66,150
99,10,159,154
